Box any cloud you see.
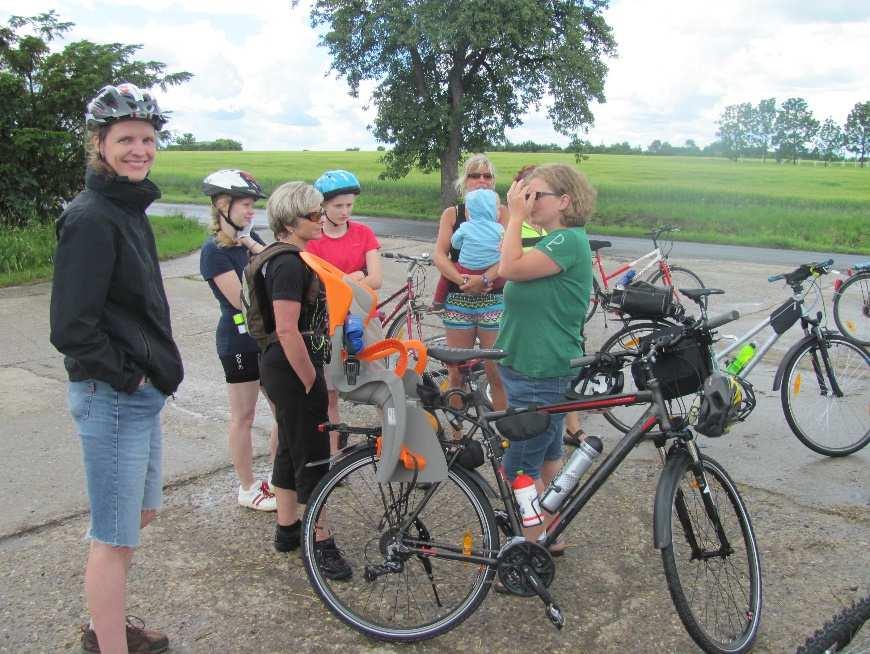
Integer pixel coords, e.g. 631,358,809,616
2,0,868,150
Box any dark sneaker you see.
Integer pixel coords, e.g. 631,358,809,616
314,537,353,581
274,521,301,552
81,616,168,653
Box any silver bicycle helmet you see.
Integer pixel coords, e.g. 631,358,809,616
86,83,169,130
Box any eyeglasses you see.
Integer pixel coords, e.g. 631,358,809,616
525,191,562,201
299,210,323,222
467,172,493,180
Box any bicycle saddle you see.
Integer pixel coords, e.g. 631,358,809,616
589,240,611,252
679,288,724,302
426,346,508,364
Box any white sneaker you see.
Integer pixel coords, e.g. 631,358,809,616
238,480,277,512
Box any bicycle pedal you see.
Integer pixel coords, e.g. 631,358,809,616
546,603,565,629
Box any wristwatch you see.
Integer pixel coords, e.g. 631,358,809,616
461,275,469,286
482,273,491,287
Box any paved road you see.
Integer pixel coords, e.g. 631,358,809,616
149,201,868,269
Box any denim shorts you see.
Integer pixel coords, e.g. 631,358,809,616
498,364,575,481
68,379,167,548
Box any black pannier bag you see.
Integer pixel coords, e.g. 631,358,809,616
609,280,673,319
631,325,712,400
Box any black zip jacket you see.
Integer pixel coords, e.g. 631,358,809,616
49,168,184,395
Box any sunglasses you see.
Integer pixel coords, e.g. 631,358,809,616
299,210,323,222
525,191,562,201
467,172,493,180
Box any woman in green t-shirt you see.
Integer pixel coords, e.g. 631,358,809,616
496,163,596,546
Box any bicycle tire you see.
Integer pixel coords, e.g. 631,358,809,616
585,277,601,322
598,320,674,433
660,453,763,654
780,334,870,456
796,594,870,654
386,310,422,341
301,448,499,642
833,271,870,347
650,265,706,306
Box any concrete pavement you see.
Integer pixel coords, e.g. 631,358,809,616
0,229,867,653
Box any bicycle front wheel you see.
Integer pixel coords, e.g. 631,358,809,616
661,453,762,654
780,334,870,456
302,449,499,642
833,271,870,347
650,265,706,307
599,320,672,433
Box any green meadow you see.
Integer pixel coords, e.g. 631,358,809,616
150,152,870,254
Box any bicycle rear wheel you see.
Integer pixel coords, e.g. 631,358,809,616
833,271,870,347
302,448,498,642
650,265,706,307
661,453,762,654
599,321,674,433
780,334,870,456
585,277,601,323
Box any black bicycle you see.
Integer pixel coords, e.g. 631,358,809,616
300,312,762,652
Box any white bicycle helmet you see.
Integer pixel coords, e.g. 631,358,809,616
202,169,267,199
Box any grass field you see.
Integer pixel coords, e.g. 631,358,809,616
149,151,870,254
0,214,206,288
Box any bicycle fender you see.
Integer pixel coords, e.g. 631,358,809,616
771,332,818,392
653,448,691,550
462,467,501,500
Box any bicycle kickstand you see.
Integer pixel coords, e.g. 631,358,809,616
521,564,565,629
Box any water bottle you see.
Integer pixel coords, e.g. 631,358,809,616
616,269,636,289
725,342,756,375
233,312,247,335
540,436,603,513
511,470,543,527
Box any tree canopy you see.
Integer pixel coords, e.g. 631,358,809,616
300,0,616,207
844,101,870,167
0,11,191,226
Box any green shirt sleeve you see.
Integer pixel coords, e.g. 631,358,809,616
534,229,582,272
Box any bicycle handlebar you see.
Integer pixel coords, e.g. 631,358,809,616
700,309,740,331
767,259,834,284
382,251,433,264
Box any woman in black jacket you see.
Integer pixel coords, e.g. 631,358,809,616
50,83,183,654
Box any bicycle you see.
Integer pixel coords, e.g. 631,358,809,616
796,594,870,653
300,312,763,652
833,262,870,347
597,260,870,457
585,225,706,323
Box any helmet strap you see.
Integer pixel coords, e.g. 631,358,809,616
214,198,243,231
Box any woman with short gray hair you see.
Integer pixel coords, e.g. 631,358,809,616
256,181,352,580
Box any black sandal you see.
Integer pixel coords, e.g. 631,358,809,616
563,429,586,448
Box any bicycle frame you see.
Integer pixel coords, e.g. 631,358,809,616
377,258,428,340
595,247,671,291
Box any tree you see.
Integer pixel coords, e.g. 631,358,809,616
176,132,197,147
844,101,870,167
0,11,191,226
751,97,776,161
773,97,818,164
813,117,844,166
717,102,753,159
299,0,616,208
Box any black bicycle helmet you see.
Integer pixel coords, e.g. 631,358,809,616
202,169,267,199
86,82,169,130
565,354,624,400
694,373,742,437
314,170,361,201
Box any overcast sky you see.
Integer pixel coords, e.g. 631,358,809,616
3,0,868,151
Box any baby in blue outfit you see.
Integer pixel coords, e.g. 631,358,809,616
451,189,503,269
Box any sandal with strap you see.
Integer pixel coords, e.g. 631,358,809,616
563,429,586,448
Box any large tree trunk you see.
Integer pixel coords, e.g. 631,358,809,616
439,56,465,210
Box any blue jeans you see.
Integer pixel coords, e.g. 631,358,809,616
68,379,166,547
498,364,575,481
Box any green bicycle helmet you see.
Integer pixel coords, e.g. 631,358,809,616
314,170,361,201
86,82,169,130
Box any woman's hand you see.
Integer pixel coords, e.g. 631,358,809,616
506,179,533,222
460,274,486,294
347,270,365,282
